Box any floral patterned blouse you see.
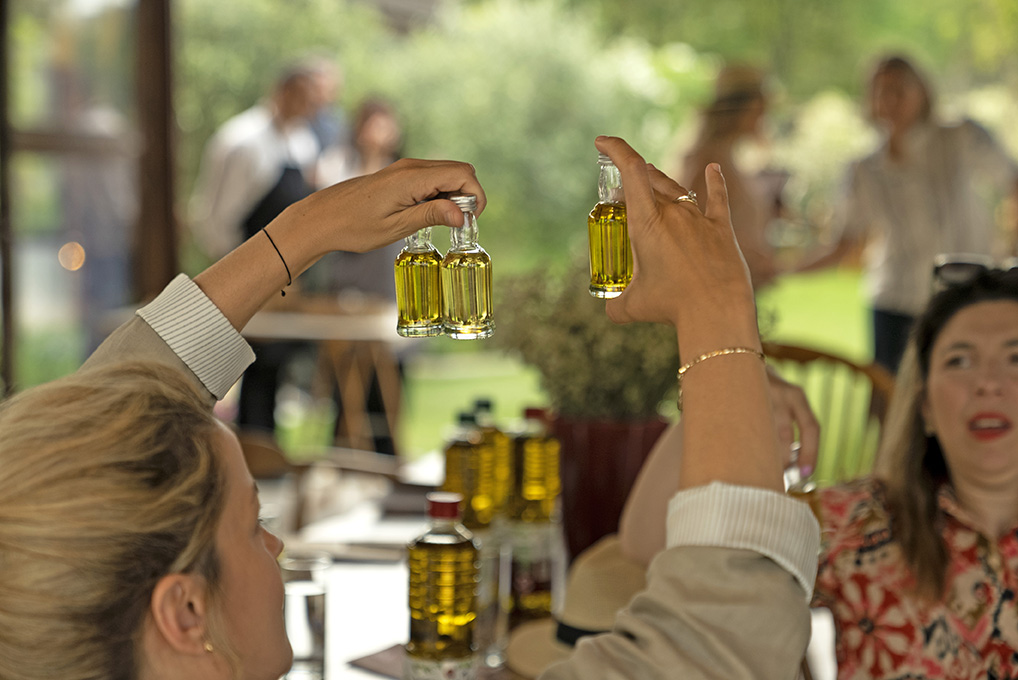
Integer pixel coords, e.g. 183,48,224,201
813,478,1018,680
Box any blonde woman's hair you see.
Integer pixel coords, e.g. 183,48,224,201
0,361,236,680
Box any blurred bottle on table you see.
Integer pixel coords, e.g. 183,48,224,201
406,492,479,679
506,407,565,628
441,411,510,668
472,398,513,518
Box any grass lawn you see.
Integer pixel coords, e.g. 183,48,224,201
386,267,871,460
277,267,871,460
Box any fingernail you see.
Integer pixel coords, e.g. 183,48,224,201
710,162,722,174
800,464,814,478
595,135,608,142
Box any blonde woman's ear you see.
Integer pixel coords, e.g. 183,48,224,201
148,574,210,656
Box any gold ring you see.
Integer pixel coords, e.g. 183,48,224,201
673,191,698,207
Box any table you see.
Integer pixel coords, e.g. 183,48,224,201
104,297,411,454
242,298,411,454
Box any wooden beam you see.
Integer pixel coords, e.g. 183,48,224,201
0,0,13,396
134,0,178,302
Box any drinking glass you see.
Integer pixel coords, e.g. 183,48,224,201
281,551,331,680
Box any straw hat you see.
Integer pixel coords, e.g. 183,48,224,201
504,535,647,678
708,64,768,112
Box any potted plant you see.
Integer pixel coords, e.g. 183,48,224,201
496,255,680,559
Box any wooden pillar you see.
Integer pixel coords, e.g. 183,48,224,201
134,0,177,301
0,0,14,396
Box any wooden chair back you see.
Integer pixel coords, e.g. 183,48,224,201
763,342,895,485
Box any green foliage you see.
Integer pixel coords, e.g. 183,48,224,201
175,0,389,200
494,255,679,420
175,0,713,274
568,0,1018,99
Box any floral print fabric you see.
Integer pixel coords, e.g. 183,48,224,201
814,478,1018,679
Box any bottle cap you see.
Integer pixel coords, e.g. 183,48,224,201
458,412,478,425
426,492,463,519
446,192,477,213
524,407,549,422
474,398,493,412
598,152,614,165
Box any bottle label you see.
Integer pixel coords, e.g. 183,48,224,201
403,655,476,680
509,522,560,626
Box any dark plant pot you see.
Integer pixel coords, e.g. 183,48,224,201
551,415,669,562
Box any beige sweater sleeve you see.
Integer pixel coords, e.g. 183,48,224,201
540,484,819,680
81,274,255,405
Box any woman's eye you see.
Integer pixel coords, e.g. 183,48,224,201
943,353,969,369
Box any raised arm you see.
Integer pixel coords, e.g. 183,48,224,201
539,137,819,680
83,158,484,402
598,136,780,491
194,157,485,330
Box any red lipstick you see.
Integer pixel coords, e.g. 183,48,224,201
968,412,1013,442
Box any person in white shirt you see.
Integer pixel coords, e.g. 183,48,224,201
188,64,321,434
798,54,1018,372
189,65,320,261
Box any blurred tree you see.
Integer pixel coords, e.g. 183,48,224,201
562,0,1018,99
176,0,711,273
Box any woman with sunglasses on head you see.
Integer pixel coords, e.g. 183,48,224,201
0,138,822,680
796,53,1018,373
620,260,1018,678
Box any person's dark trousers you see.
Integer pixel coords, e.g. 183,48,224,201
238,340,309,434
872,308,915,374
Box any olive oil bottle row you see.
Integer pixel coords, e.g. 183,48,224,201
395,193,494,340
410,398,564,676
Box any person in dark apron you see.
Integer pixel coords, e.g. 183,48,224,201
236,162,313,434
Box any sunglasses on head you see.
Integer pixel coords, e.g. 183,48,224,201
932,253,1018,291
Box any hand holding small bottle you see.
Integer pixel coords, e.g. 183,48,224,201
593,135,784,494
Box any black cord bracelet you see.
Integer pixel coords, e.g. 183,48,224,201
261,228,292,296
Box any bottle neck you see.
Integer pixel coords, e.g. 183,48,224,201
598,163,624,204
428,516,470,535
450,211,478,250
404,226,433,251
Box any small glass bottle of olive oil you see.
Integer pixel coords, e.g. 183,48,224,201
395,227,444,337
587,152,630,298
405,492,479,680
441,193,494,339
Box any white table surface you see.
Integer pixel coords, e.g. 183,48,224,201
297,507,428,679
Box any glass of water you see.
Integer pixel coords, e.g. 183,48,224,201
281,550,331,680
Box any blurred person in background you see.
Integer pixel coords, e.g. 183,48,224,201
189,63,320,436
316,96,409,455
680,63,783,290
797,54,1018,373
305,55,353,190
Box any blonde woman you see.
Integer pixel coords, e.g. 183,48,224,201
0,157,485,680
0,138,820,680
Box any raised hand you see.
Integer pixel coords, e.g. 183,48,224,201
592,136,754,334
280,158,486,256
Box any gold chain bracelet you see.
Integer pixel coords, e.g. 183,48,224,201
676,347,766,410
